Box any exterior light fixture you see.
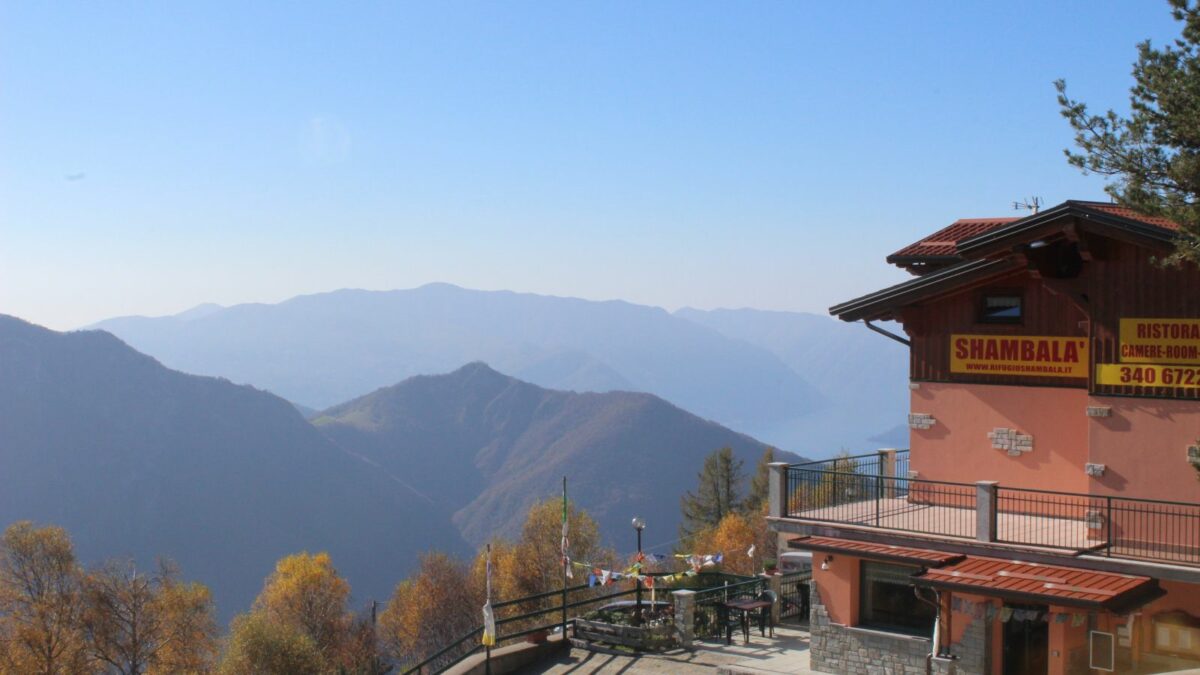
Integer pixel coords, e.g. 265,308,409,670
821,555,833,571
632,517,646,623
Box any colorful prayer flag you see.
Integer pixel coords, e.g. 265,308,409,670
482,544,497,647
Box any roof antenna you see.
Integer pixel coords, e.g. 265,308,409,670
1012,197,1041,215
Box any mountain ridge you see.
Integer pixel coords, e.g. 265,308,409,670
0,314,465,620
314,361,799,549
1,315,802,617
87,284,831,449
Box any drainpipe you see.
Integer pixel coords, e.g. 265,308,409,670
864,320,911,347
914,585,942,675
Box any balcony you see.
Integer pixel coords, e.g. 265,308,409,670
769,451,1200,568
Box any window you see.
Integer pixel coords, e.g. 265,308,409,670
859,562,934,635
979,293,1022,323
1090,631,1115,672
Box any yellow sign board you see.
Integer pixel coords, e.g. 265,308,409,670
1095,363,1200,389
1119,318,1200,364
950,334,1089,378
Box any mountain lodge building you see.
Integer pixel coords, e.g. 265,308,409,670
767,200,1200,674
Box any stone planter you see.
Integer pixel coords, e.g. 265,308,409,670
573,618,677,652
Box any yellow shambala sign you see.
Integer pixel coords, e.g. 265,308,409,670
950,334,1089,378
1096,364,1200,389
1119,318,1200,364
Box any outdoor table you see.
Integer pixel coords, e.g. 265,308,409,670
719,599,773,644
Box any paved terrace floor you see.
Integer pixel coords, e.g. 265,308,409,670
793,496,1094,550
526,626,817,675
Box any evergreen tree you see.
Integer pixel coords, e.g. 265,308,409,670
679,447,745,541
1056,0,1200,266
744,447,777,514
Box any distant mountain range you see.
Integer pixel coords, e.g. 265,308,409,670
0,315,798,619
89,284,910,455
0,315,463,621
673,307,910,451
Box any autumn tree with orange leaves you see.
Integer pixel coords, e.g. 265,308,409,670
221,551,380,675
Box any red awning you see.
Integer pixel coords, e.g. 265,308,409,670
913,556,1164,612
788,536,964,567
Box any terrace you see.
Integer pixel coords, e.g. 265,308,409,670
409,571,816,675
770,450,1200,569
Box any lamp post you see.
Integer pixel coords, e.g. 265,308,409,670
632,517,645,623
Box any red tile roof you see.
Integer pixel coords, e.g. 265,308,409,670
913,556,1160,610
889,218,1019,262
1074,201,1180,231
788,536,964,566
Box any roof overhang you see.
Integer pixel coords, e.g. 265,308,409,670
788,535,965,567
912,556,1166,613
885,254,962,267
957,200,1177,258
829,258,1016,322
830,200,1179,323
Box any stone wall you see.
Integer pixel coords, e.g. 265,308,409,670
808,583,991,675
932,611,990,675
808,583,931,675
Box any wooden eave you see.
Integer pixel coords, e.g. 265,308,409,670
828,258,1017,322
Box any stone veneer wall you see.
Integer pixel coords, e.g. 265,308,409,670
933,611,990,675
808,583,930,675
808,584,991,675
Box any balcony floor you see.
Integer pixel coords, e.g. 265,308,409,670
791,496,1093,550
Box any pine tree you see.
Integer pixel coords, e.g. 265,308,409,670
679,447,745,541
1056,0,1200,266
744,447,777,514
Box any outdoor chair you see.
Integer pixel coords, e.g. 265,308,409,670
756,590,778,638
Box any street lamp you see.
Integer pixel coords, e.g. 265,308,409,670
632,517,646,622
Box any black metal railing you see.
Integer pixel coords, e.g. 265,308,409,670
785,461,1200,568
787,450,912,515
397,571,755,674
1108,495,1200,565
994,486,1104,552
788,466,974,539
398,580,619,674
778,571,811,624
691,576,767,641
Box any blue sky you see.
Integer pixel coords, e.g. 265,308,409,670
0,2,1182,330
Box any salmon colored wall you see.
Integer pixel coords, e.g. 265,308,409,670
910,382,1089,491
1046,604,1088,675
1087,395,1200,502
811,554,859,625
1135,579,1200,664
946,593,992,643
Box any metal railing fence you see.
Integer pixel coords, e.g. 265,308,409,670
397,571,756,674
778,571,811,624
691,576,767,641
785,461,1200,568
788,467,974,538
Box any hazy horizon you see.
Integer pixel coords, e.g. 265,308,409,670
67,281,853,330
